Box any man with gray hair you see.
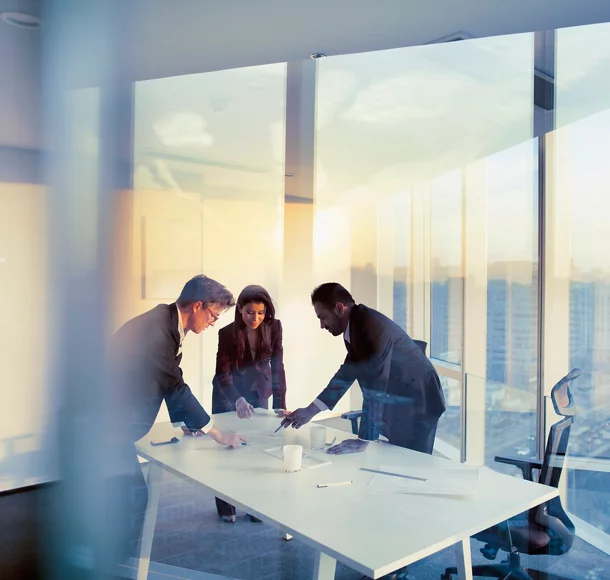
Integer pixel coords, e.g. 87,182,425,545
110,274,246,560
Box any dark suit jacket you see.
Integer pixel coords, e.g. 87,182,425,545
110,303,211,442
317,304,446,443
212,319,287,411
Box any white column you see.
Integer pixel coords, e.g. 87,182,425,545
543,124,572,509
462,160,488,466
281,60,319,411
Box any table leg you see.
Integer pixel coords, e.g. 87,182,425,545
312,551,336,580
454,538,473,580
137,462,164,580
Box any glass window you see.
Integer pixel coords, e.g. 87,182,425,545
133,63,286,411
435,376,462,451
316,34,534,365
486,140,539,391
557,23,610,535
393,192,410,332
430,169,463,364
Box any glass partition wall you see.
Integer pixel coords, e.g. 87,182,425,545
127,26,610,554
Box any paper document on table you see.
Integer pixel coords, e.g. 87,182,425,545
242,434,282,445
263,446,331,469
367,464,480,497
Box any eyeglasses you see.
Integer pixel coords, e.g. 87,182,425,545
204,306,220,322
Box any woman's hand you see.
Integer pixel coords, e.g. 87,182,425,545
274,409,290,418
236,397,254,419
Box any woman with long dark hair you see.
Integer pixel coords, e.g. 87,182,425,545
212,284,287,522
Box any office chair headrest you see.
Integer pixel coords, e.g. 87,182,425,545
551,368,580,417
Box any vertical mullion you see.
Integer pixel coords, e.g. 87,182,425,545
534,30,557,462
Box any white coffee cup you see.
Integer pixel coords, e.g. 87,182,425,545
310,425,326,449
283,445,303,472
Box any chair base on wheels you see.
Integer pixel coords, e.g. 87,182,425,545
525,569,576,580
442,563,532,579
441,564,575,580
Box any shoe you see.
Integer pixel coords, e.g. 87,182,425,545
247,514,262,523
220,515,236,523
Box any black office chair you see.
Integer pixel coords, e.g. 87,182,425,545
442,368,582,580
341,339,428,434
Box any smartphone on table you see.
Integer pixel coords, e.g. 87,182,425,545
150,436,179,446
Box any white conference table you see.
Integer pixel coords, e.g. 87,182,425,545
135,411,558,580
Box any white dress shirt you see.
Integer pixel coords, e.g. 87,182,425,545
176,305,213,433
312,320,351,413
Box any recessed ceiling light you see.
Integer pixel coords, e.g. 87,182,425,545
0,12,41,29
309,53,327,60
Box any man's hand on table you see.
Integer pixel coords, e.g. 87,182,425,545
281,403,320,429
236,397,255,419
326,438,369,455
207,426,248,448
274,409,289,418
181,426,204,437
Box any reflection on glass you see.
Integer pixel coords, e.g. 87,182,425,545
486,140,538,391
133,63,286,409
557,23,610,534
316,34,534,204
465,373,537,476
392,192,410,332
315,33,534,361
435,376,462,450
0,183,48,492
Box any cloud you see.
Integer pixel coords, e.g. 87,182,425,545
316,69,358,128
134,164,163,190
153,112,214,148
339,67,521,126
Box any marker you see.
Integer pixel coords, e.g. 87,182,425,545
241,441,247,446
317,481,353,488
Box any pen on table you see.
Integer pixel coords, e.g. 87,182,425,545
317,481,353,488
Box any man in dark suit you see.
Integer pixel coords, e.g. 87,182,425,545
109,274,246,560
283,282,446,456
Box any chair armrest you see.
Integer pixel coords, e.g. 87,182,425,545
341,411,363,419
494,455,543,481
341,410,362,435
